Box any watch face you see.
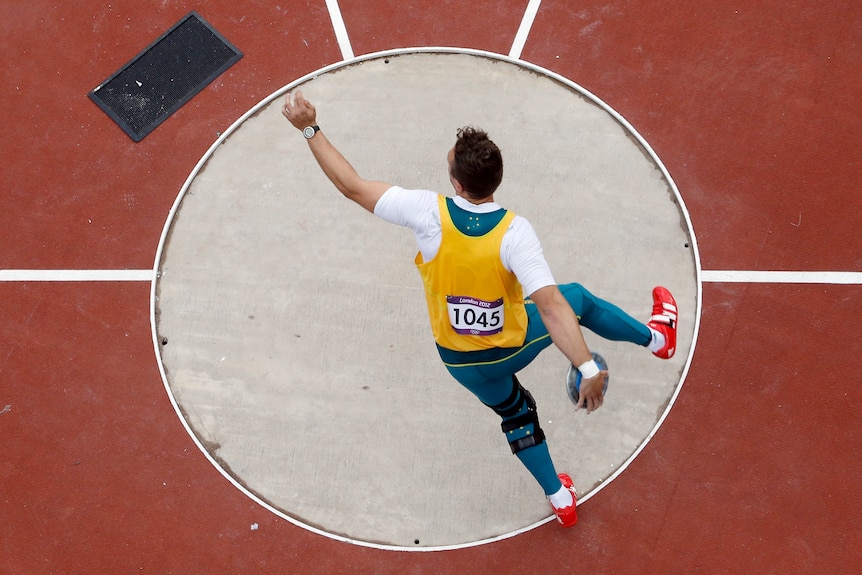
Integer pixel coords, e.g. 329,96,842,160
303,126,315,138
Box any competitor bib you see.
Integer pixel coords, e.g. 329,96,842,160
446,295,504,336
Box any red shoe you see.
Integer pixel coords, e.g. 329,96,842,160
648,286,678,359
550,473,578,527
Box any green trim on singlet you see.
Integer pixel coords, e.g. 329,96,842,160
446,197,507,236
436,335,551,367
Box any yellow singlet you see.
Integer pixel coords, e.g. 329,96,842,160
415,196,528,352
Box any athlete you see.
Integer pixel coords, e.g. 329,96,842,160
282,91,678,528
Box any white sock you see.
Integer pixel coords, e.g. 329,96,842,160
549,484,574,509
647,327,666,353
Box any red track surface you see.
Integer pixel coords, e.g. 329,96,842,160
2,2,860,573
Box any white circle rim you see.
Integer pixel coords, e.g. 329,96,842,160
149,46,703,553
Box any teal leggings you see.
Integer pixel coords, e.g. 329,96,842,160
439,283,651,495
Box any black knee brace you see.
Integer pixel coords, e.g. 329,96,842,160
485,375,546,455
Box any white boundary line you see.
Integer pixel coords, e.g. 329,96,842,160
702,270,862,284
509,0,542,59
3,269,859,285
0,269,153,282
148,46,704,553
324,0,354,60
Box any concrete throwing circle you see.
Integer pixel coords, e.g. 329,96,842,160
153,50,699,550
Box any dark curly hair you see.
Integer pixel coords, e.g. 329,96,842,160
450,127,503,200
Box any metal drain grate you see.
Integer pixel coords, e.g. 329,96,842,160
89,12,242,142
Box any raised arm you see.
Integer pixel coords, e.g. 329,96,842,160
282,91,391,212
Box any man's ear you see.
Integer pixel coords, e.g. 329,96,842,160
450,176,465,194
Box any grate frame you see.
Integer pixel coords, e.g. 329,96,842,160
89,11,243,142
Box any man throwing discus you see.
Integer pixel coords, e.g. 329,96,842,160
282,91,678,528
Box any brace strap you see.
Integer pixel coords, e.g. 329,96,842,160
486,375,527,418
507,428,546,454
499,384,546,454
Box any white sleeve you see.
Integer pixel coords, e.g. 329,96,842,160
502,216,557,297
373,185,438,231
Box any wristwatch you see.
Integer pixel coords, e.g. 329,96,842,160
303,125,320,139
